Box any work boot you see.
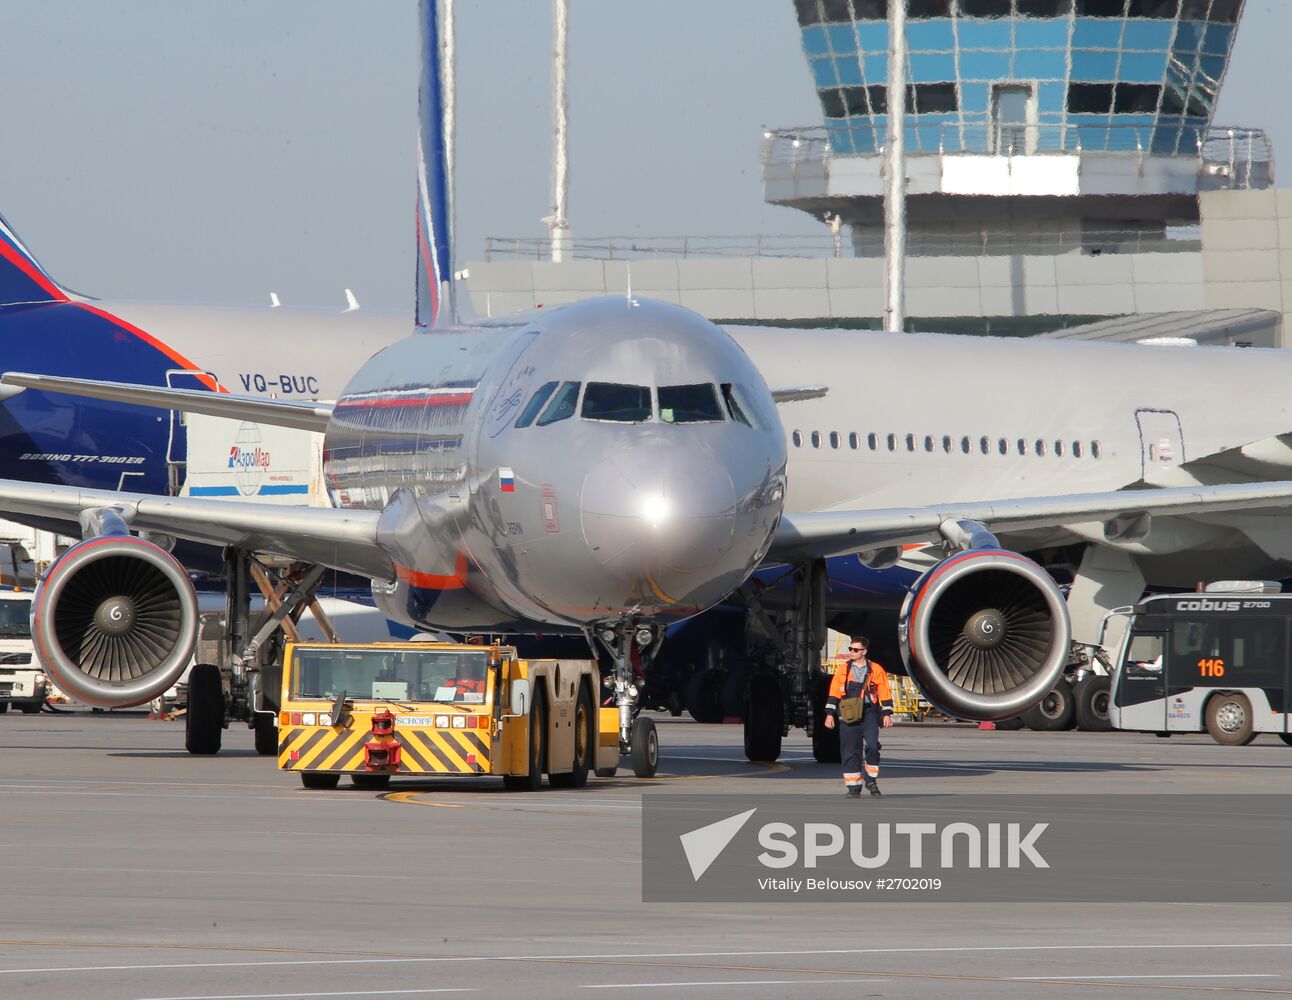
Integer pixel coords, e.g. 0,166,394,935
865,779,882,797
844,784,862,798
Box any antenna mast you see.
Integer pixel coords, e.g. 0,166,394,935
883,0,908,334
549,0,571,262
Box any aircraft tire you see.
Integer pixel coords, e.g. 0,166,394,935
1021,678,1075,732
185,663,224,756
300,772,340,789
684,669,724,724
1278,734,1292,746
630,716,659,778
351,773,391,790
1205,692,1257,746
253,711,278,756
1073,675,1112,732
504,694,547,791
550,684,593,789
811,672,841,762
743,672,783,763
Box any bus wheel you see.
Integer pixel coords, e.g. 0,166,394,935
351,773,391,790
1073,676,1112,732
1205,693,1257,746
1278,734,1292,747
300,772,340,789
1021,678,1075,731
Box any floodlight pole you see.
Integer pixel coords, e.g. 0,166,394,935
883,0,908,333
550,0,571,262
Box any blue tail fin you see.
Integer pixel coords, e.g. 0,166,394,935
416,0,454,328
0,212,67,307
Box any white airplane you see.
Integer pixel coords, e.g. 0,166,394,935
3,0,1292,774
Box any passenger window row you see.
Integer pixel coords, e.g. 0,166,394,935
790,429,1103,459
515,381,757,428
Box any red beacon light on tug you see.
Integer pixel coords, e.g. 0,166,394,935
363,709,401,772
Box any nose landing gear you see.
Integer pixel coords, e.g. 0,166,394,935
590,622,659,778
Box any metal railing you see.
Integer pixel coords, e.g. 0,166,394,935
482,227,1202,261
762,121,1274,188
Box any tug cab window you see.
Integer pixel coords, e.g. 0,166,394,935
515,381,558,428
582,383,652,422
660,384,724,424
536,381,580,426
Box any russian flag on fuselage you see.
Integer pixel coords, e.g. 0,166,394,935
416,0,453,329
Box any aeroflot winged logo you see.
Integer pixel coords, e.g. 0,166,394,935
679,808,757,881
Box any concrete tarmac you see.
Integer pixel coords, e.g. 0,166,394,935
1,711,1290,999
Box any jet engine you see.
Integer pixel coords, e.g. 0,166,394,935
33,536,199,708
899,550,1069,720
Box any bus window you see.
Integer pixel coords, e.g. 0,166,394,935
1125,634,1164,676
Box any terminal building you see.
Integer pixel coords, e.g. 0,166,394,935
469,0,1292,347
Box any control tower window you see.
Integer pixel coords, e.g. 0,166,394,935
514,381,558,429
1076,0,1127,14
912,84,959,114
1017,0,1073,13
582,383,652,423
1178,0,1208,16
820,89,847,120
910,0,952,16
536,381,580,426
853,0,889,18
1127,0,1178,15
958,0,1011,16
1115,84,1161,113
1208,0,1239,22
794,0,823,26
1067,83,1114,114
660,384,724,424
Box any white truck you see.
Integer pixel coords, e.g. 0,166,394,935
0,589,46,714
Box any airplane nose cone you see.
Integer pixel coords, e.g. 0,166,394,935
580,446,741,610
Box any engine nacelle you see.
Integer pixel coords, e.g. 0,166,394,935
33,536,199,708
899,550,1069,720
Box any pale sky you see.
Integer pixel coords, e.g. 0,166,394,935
0,0,1282,311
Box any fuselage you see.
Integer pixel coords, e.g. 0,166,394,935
322,298,787,632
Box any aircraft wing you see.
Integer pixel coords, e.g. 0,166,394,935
0,480,389,579
769,481,1292,563
1,372,334,433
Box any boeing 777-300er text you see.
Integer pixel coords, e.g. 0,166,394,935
5,0,1292,771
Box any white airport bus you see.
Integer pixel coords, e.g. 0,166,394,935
1108,590,1292,746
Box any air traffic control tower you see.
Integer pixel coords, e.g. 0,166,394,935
761,0,1281,339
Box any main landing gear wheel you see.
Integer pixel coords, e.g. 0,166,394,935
185,663,224,756
504,695,547,792
253,711,278,756
351,773,391,790
1206,692,1257,746
551,685,593,789
300,772,340,789
684,669,724,724
743,672,783,763
1021,678,1075,732
1073,675,1112,732
631,716,659,778
811,672,841,763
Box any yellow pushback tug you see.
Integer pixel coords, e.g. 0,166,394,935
277,641,619,790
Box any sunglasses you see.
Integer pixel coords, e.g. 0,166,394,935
848,646,865,652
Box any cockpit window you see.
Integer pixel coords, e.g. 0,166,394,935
536,381,580,426
515,381,558,428
581,383,652,422
659,384,724,424
720,383,754,428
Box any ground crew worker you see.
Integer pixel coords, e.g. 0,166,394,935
823,636,893,797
